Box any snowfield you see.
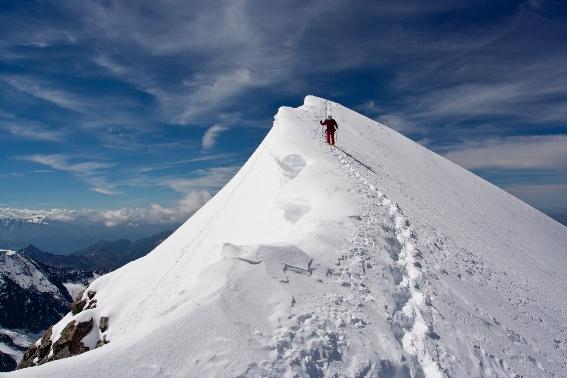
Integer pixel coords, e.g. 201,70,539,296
8,96,567,377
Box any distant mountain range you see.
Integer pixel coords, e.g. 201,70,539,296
19,230,172,272
0,229,172,371
0,249,95,372
0,217,178,254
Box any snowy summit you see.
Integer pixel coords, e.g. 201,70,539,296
11,96,567,377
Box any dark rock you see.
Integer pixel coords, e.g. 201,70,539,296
72,319,94,345
19,316,96,369
52,321,76,356
51,318,93,360
37,350,52,365
18,325,54,369
71,298,87,315
52,345,72,361
40,326,53,344
17,343,37,369
87,290,96,300
85,299,97,310
95,335,109,349
36,339,52,361
99,316,109,332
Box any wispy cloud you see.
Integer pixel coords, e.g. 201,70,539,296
443,135,567,170
136,153,238,173
167,166,240,192
2,76,87,113
0,172,23,179
202,124,229,149
1,0,566,215
176,69,261,124
1,122,64,142
503,183,567,211
356,100,381,115
22,154,110,172
413,77,567,122
18,154,117,195
377,113,421,134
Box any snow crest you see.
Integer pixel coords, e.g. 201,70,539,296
10,96,567,378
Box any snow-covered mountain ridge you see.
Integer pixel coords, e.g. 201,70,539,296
10,96,567,377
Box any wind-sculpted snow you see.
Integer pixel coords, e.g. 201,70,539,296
11,96,567,377
275,153,306,180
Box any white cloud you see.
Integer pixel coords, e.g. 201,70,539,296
505,183,567,198
443,135,567,170
202,124,228,149
70,1,318,124
18,154,117,195
503,183,567,211
356,100,380,115
392,56,567,132
1,123,64,141
0,190,211,227
418,83,521,118
92,187,117,195
2,76,87,113
177,190,211,211
176,69,257,124
21,154,110,173
137,153,237,173
0,111,64,142
167,166,240,192
0,172,23,178
140,190,212,226
93,54,126,75
378,113,420,134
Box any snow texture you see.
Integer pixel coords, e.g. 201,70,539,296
8,96,567,377
0,251,61,296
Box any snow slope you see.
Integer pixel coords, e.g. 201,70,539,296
9,96,567,377
0,250,62,297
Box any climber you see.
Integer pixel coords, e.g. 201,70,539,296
320,115,338,146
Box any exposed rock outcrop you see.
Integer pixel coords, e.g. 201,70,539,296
17,290,109,370
96,334,109,349
52,319,93,360
99,316,109,332
17,319,93,369
70,298,87,315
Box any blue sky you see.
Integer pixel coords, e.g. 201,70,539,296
1,0,566,225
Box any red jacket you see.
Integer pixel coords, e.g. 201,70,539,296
320,119,338,133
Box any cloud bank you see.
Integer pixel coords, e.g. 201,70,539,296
0,189,211,227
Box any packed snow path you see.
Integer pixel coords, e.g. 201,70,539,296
250,108,444,377
333,143,443,378
10,96,567,378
